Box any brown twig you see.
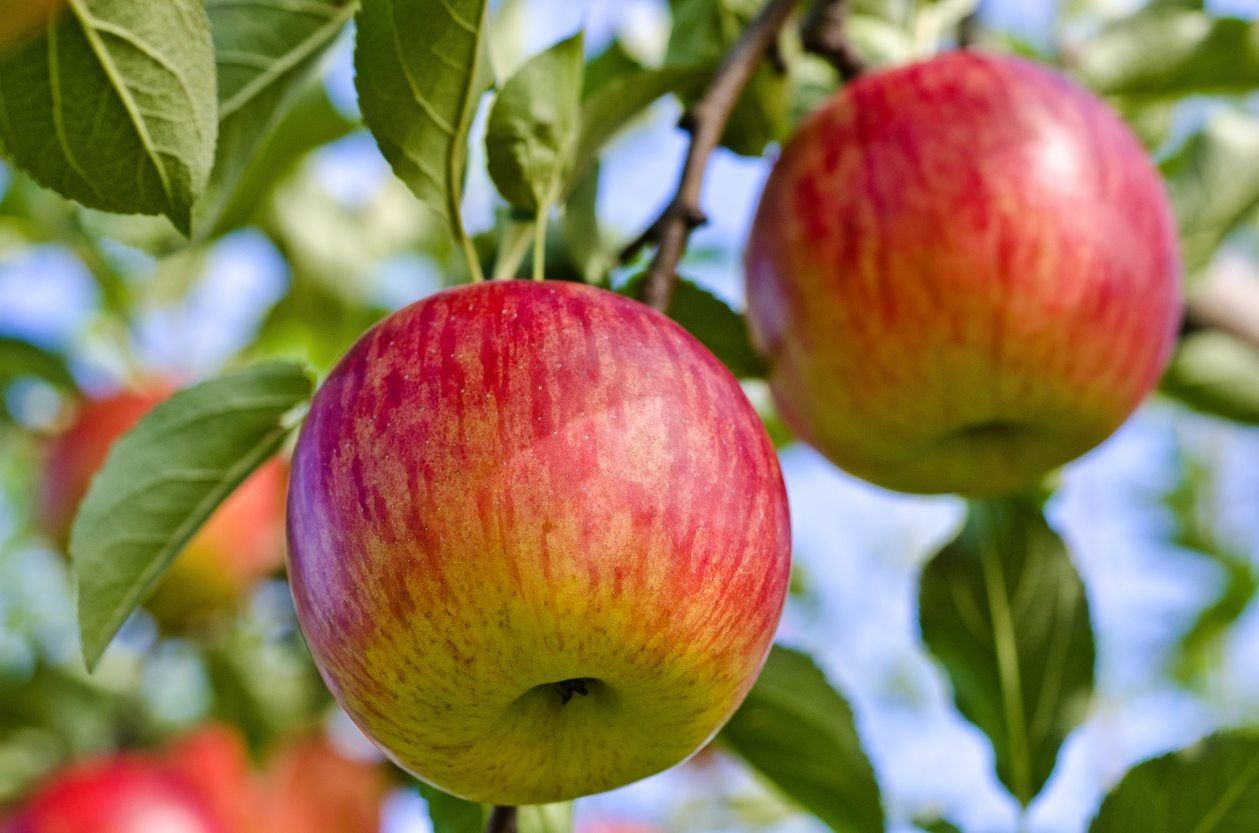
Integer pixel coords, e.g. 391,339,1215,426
487,806,517,833
626,0,804,312
800,0,866,81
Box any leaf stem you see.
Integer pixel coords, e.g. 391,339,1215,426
487,806,517,833
533,209,548,282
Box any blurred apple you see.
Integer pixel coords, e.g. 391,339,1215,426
3,754,231,833
38,385,288,630
164,726,255,833
746,52,1181,495
254,734,387,833
0,0,64,56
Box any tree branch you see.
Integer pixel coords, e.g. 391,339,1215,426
487,806,517,833
800,0,866,81
626,0,803,312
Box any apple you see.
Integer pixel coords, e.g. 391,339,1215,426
38,385,288,629
253,734,387,833
287,280,791,805
745,51,1182,495
163,726,255,833
4,755,231,833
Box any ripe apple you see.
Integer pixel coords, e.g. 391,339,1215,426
38,386,288,629
287,280,790,805
4,755,230,833
254,734,387,833
745,51,1182,495
163,726,255,833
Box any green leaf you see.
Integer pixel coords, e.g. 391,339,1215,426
0,337,76,390
571,63,709,192
1080,9,1259,101
621,274,767,378
561,164,610,283
719,645,885,833
417,784,486,833
919,496,1095,806
70,362,313,670
667,0,788,156
354,0,490,278
581,39,643,97
1090,733,1259,832
917,820,963,833
1160,111,1259,275
486,33,584,213
1162,331,1259,425
0,0,218,234
207,80,356,238
196,0,355,237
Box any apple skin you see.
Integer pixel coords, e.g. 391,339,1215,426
287,280,790,805
745,51,1182,495
38,386,288,629
4,756,231,833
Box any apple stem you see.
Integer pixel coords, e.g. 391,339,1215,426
487,805,517,833
623,0,866,312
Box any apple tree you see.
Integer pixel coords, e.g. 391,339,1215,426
0,0,1258,832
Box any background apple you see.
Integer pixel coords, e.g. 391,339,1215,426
745,51,1182,495
253,733,387,833
38,386,288,630
3,753,232,833
287,280,791,805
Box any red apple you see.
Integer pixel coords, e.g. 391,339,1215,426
4,755,231,833
253,735,387,833
745,51,1181,495
38,385,288,629
287,280,790,804
164,726,255,833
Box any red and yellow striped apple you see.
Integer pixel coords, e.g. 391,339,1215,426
746,52,1182,495
287,280,790,805
38,386,288,630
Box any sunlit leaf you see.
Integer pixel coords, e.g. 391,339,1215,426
71,363,313,670
1090,733,1259,832
720,645,885,833
197,0,355,236
486,33,584,213
355,0,490,275
0,0,218,234
1160,111,1259,276
1080,9,1259,100
919,496,1095,805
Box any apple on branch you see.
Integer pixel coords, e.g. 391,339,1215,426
287,280,791,805
746,51,1182,495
